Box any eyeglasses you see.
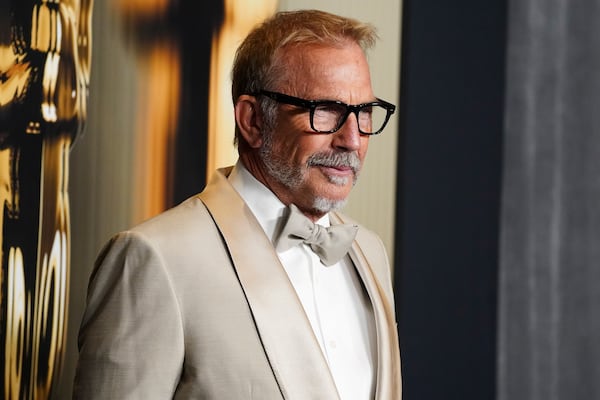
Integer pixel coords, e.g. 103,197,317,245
256,90,396,135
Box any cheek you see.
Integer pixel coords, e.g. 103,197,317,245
270,136,300,160
358,138,370,161
274,134,329,163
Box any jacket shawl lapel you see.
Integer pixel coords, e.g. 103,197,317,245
331,212,403,400
199,167,340,400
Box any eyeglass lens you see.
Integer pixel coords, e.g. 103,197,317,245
312,103,388,134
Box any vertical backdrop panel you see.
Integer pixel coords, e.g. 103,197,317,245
497,0,600,399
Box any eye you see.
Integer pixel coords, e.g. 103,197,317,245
358,106,373,123
312,103,346,131
314,103,345,119
361,105,374,115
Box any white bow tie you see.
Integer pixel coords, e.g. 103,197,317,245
275,204,358,266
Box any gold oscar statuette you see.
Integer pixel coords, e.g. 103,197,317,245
0,0,93,398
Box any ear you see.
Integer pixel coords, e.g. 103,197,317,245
235,95,264,148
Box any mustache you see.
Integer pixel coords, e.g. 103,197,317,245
306,152,361,174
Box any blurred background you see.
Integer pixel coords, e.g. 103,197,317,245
3,0,600,398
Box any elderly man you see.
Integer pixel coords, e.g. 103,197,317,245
74,9,401,400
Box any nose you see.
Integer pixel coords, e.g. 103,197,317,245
332,113,363,151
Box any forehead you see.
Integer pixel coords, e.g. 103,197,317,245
273,43,374,100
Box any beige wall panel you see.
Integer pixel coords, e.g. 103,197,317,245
59,1,140,397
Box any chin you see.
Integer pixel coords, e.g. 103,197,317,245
312,196,348,213
326,173,354,187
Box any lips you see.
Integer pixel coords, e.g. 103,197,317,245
319,164,354,174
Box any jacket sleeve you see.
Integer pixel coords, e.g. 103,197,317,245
73,231,184,399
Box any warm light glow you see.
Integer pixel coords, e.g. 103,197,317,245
207,0,278,178
112,0,171,17
0,47,31,106
132,42,181,222
5,247,25,400
42,52,60,122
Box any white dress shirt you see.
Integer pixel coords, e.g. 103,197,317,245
228,161,377,400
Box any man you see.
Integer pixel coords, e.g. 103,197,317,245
73,9,401,400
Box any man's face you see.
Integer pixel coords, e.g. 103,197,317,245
259,42,374,214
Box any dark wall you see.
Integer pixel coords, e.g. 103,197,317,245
394,1,507,399
174,1,224,205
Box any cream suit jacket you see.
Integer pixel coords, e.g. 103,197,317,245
73,166,402,399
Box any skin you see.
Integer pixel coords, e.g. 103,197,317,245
235,42,375,221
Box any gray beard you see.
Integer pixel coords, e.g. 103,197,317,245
259,132,360,213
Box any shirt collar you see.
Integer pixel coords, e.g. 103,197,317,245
228,161,331,243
